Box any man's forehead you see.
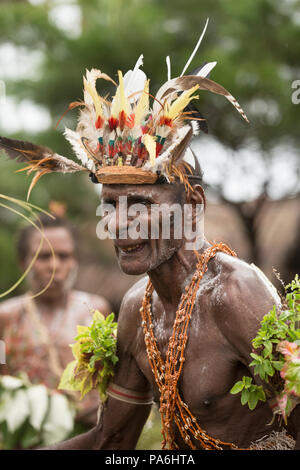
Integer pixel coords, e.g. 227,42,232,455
30,227,74,248
101,183,176,199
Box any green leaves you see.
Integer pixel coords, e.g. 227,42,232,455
230,274,300,419
249,351,278,382
230,376,266,410
59,310,118,401
230,380,245,395
0,375,75,449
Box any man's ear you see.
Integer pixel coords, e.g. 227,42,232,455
186,184,206,210
183,184,206,237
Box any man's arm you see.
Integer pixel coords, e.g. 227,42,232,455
49,279,152,450
49,395,151,450
218,257,300,448
217,258,281,364
0,298,18,338
0,298,21,374
94,296,112,318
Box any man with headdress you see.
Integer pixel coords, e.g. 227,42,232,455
1,34,299,450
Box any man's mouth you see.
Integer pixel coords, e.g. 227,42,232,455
47,278,64,286
118,242,146,254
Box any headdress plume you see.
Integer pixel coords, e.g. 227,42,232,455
0,20,249,194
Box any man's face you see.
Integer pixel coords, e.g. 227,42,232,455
25,227,77,296
101,183,186,275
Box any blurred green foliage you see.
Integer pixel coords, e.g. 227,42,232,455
1,0,299,148
136,407,162,450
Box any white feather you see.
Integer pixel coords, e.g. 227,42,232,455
83,69,101,106
64,127,96,172
166,56,171,81
180,18,209,77
182,147,196,168
85,68,102,87
123,55,147,103
190,120,201,136
75,108,101,152
196,61,217,78
124,55,144,88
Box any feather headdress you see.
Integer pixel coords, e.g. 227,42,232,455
0,20,249,194
0,136,85,199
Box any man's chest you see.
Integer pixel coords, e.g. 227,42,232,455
134,306,239,417
4,308,79,361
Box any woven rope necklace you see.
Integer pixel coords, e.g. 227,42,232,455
140,242,242,450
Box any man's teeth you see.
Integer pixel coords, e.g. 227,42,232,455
122,244,143,252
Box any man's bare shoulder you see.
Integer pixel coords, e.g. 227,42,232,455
214,253,280,312
0,295,25,336
118,276,148,320
111,276,148,363
206,253,281,353
72,290,112,317
0,295,26,322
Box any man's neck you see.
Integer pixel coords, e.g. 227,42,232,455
32,290,70,315
147,239,210,310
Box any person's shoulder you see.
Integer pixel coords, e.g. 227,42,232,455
216,253,280,311
0,295,26,323
119,276,149,320
72,290,112,316
0,295,26,315
210,253,281,345
110,276,148,353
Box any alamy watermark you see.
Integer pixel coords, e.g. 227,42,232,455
96,197,204,250
291,80,300,104
0,340,6,365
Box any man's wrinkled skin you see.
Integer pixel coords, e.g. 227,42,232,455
49,183,300,449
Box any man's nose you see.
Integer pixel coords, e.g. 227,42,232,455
46,253,61,274
109,205,129,239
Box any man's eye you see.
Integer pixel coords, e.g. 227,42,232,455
104,200,116,207
38,253,51,260
58,253,71,260
136,200,151,207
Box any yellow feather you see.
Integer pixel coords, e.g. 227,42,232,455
119,71,128,114
83,77,103,119
166,85,199,120
111,71,130,118
134,79,150,125
142,134,156,166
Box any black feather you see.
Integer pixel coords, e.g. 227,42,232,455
0,136,52,162
0,135,85,173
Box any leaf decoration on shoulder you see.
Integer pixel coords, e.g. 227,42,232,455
58,310,118,402
230,274,300,423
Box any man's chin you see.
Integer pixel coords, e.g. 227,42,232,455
117,259,149,276
34,280,65,295
114,242,149,275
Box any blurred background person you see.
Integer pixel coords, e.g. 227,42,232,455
0,208,111,439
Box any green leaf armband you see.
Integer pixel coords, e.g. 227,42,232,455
230,274,300,423
58,310,118,402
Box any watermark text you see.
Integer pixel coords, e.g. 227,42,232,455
0,340,6,364
96,198,204,250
